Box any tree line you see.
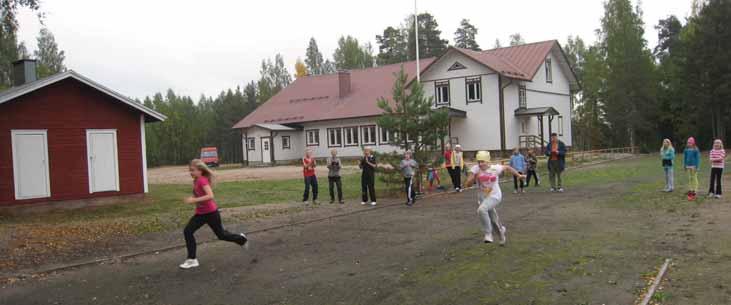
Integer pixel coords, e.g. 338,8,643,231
567,0,730,152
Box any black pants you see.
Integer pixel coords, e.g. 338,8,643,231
526,169,539,186
183,210,246,259
404,177,416,203
448,167,462,190
361,172,376,202
513,171,525,190
303,176,318,201
328,176,343,202
709,168,723,195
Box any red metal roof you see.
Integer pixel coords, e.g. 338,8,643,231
233,40,560,129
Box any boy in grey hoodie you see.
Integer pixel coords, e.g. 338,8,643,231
326,149,344,204
400,151,418,206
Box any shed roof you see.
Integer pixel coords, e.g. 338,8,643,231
514,106,560,117
0,70,166,122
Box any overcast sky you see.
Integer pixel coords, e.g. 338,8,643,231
16,0,692,100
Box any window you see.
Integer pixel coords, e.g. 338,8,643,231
282,136,291,149
361,125,376,145
519,85,527,109
435,81,450,105
465,76,482,103
558,116,564,136
247,138,255,151
306,130,320,146
380,127,391,144
263,140,269,151
344,127,359,146
450,137,459,145
327,128,342,147
545,58,553,83
521,120,529,134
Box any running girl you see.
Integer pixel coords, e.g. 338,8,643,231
684,137,700,201
708,139,725,199
465,151,526,244
180,159,248,269
661,139,675,192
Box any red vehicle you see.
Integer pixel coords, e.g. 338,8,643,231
200,147,219,167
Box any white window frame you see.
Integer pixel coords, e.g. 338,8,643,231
281,136,291,150
344,127,359,146
247,138,256,151
306,129,320,146
11,129,51,200
465,76,482,103
327,128,343,147
521,120,529,134
519,85,527,109
558,116,564,136
435,80,450,106
86,129,120,194
545,58,553,83
379,127,391,144
361,125,377,145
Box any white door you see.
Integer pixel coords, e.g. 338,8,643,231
87,130,120,193
12,130,51,200
261,138,271,163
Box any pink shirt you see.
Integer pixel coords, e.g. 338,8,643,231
710,149,726,168
193,176,218,215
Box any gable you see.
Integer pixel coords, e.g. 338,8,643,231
419,49,497,81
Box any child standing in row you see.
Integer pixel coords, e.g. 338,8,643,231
708,139,725,199
684,137,700,201
180,159,248,269
509,148,527,194
465,151,526,244
661,139,675,192
526,150,540,187
327,149,344,204
400,151,418,206
302,149,318,204
360,148,377,206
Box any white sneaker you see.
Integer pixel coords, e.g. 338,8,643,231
521,189,526,194
708,192,715,198
483,233,494,243
499,226,507,245
240,233,249,250
370,201,377,206
558,188,565,193
361,202,367,205
715,194,722,199
179,259,199,269
513,190,518,194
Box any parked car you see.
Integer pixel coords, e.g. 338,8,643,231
200,147,219,167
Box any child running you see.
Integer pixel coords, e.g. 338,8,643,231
465,151,526,244
526,150,540,187
360,148,377,206
509,148,527,194
661,139,675,192
180,159,248,269
327,149,344,204
302,149,318,205
708,139,725,199
684,137,700,201
400,150,418,206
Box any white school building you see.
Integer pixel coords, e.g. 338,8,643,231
233,40,579,165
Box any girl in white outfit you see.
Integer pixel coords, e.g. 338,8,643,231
465,151,526,244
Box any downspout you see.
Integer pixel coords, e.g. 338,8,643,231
498,75,513,154
270,131,278,165
243,129,249,166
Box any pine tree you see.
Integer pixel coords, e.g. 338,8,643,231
493,38,502,49
34,27,66,78
376,26,408,65
305,38,324,75
333,35,374,70
257,54,292,104
406,13,449,60
454,19,480,50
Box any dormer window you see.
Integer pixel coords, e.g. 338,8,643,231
545,58,553,83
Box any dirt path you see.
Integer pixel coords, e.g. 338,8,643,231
2,157,730,304
148,164,363,184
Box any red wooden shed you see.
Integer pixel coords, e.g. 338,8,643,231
0,59,166,209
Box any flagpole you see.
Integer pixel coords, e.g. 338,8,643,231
414,0,420,82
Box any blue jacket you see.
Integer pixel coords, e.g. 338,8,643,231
661,147,675,168
544,140,567,171
509,154,527,172
683,148,700,168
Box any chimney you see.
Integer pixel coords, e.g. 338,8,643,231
12,59,37,86
338,70,351,98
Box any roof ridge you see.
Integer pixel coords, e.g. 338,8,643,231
482,39,557,52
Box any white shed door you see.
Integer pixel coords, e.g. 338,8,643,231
12,130,51,200
261,138,272,163
87,130,120,193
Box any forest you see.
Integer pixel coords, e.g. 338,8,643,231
1,0,729,166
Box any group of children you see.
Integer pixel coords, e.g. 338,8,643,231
300,147,379,206
662,137,726,201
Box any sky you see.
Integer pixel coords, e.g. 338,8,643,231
16,0,692,101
